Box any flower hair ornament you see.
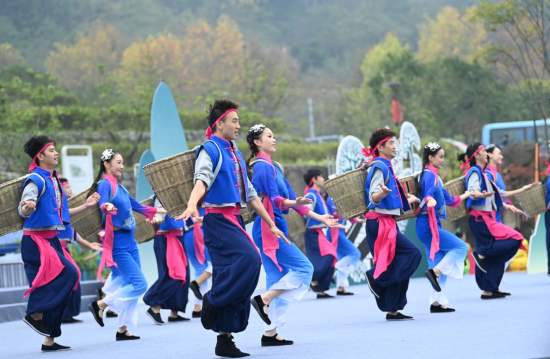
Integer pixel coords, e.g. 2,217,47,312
425,142,441,151
101,149,115,161
249,124,265,134
486,143,496,151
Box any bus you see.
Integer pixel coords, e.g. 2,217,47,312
482,119,550,147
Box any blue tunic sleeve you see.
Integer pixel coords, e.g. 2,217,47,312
252,162,285,208
420,171,436,201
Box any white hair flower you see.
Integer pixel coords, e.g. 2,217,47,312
425,142,441,151
249,124,265,133
101,149,115,161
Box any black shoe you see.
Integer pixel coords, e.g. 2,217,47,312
261,333,294,347
87,301,104,327
190,280,203,300
424,269,442,292
251,295,271,325
386,312,414,321
146,307,165,325
215,334,250,358
106,310,118,318
430,305,456,313
168,315,190,322
316,293,335,299
472,252,487,273
201,292,218,330
481,292,507,300
336,290,354,296
62,317,83,324
310,284,321,293
498,291,511,296
365,271,380,299
116,330,140,341
41,343,72,352
95,288,104,301
192,310,201,318
23,315,50,336
331,277,336,284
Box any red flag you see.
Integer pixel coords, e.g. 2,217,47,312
392,98,403,125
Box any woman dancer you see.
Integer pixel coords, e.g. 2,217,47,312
182,207,213,318
143,196,190,324
484,144,535,223
87,149,165,340
246,124,337,346
415,142,470,313
459,143,525,299
326,196,363,295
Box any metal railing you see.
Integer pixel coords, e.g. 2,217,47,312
0,263,28,288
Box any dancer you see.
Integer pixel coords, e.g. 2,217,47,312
246,124,337,346
57,178,103,324
18,135,100,352
302,169,345,298
484,144,535,223
87,149,166,340
326,196,363,295
415,142,471,313
143,195,191,325
459,143,525,299
182,207,213,318
177,100,287,358
363,128,422,320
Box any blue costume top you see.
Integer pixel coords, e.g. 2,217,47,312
304,189,328,227
418,167,459,220
365,158,410,212
57,224,76,241
199,135,250,205
485,165,509,223
153,195,184,231
185,207,206,229
23,167,70,228
465,165,503,210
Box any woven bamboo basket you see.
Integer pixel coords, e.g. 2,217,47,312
324,166,369,220
0,175,30,236
516,182,546,218
143,149,197,218
284,209,306,238
444,177,467,222
68,188,103,243
134,198,157,244
396,175,419,222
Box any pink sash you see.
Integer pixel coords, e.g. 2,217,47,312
160,229,187,284
469,210,526,250
314,228,337,266
97,176,119,282
62,247,81,291
192,220,206,265
261,196,282,270
23,230,65,298
205,206,261,257
427,207,440,261
365,212,397,279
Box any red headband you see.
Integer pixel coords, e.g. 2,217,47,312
460,145,485,173
28,142,54,173
61,181,70,187
304,176,316,195
205,109,238,140
361,136,392,161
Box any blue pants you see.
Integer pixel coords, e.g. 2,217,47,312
253,213,313,330
327,228,361,288
104,230,148,328
469,216,521,292
416,215,468,304
22,235,79,338
65,282,81,318
203,212,262,333
305,228,335,291
143,234,190,312
365,220,422,312
545,211,550,273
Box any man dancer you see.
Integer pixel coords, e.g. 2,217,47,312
178,99,286,358
363,128,422,320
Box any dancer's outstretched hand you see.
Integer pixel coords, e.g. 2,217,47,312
295,197,313,206
104,203,117,212
21,200,36,214
379,182,392,195
320,214,339,227
177,205,199,221
270,225,290,246
407,194,420,204
476,190,494,199
427,198,436,208
86,192,101,207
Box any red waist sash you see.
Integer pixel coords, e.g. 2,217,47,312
365,212,397,279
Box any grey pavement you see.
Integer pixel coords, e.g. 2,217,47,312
2,272,549,359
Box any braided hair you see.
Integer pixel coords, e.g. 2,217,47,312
245,124,266,170
457,142,483,168
417,142,443,195
88,149,120,197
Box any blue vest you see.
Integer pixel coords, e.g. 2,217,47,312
365,158,411,212
418,169,447,219
98,180,137,230
304,189,328,227
547,179,550,209
200,135,250,205
153,195,184,231
465,166,503,209
23,167,70,228
57,224,75,240
485,167,506,223
185,207,206,229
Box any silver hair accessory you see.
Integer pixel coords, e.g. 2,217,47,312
101,149,115,161
249,124,265,133
486,143,496,150
425,142,441,151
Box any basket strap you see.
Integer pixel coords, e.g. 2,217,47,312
27,173,47,201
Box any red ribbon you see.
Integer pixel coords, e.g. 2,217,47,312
28,142,54,173
365,212,397,279
360,136,392,164
162,229,188,284
460,145,485,174
205,109,237,140
427,206,440,261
